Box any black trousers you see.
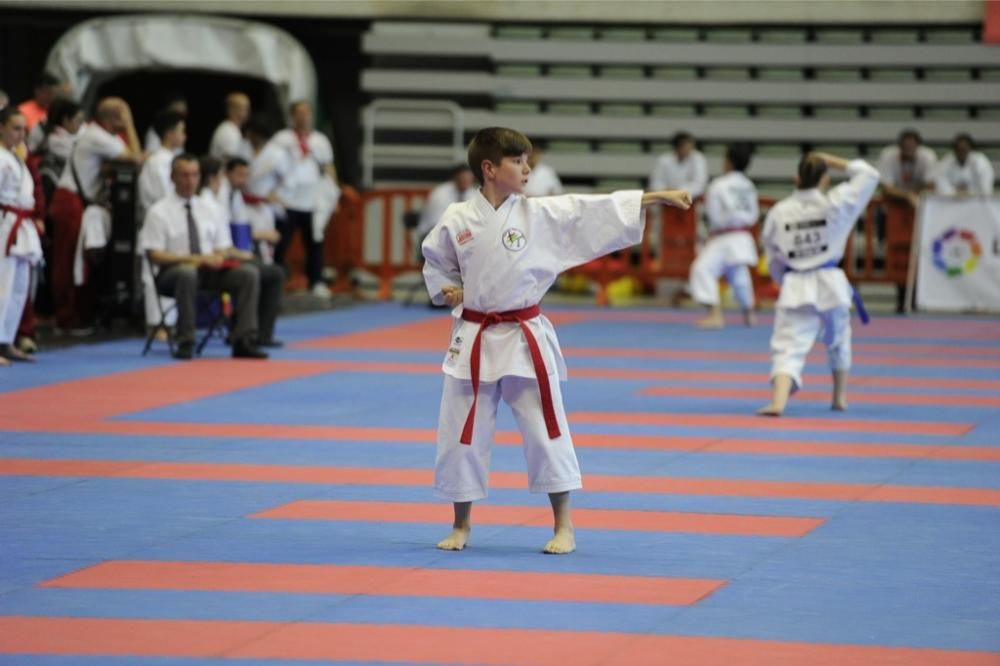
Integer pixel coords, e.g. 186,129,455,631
156,264,259,345
274,208,323,288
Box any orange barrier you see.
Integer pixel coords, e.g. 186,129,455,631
301,188,914,303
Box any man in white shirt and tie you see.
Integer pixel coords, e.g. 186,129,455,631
140,153,267,361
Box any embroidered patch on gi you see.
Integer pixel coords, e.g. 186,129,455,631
502,227,527,252
445,346,461,365
456,229,473,246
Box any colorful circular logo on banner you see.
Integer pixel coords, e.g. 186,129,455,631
932,227,982,277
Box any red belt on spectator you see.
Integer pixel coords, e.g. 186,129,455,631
459,304,560,445
242,191,269,205
709,226,754,238
1,203,32,256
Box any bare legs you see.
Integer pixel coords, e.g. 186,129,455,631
757,373,793,416
758,370,849,416
543,491,576,554
436,501,471,551
832,368,849,411
438,492,575,554
695,304,725,329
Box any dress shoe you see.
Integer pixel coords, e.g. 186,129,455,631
232,340,268,359
173,342,194,360
258,338,284,348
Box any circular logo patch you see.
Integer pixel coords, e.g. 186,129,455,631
932,227,981,277
502,228,527,252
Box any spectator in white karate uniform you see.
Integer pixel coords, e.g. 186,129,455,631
269,100,337,298
138,110,187,217
143,94,187,154
649,131,709,199
934,133,994,197
209,92,252,161
524,149,563,197
417,164,474,237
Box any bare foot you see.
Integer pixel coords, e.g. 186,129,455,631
437,527,470,551
543,528,576,554
695,316,724,329
757,403,783,417
832,397,848,411
743,310,757,326
0,357,9,367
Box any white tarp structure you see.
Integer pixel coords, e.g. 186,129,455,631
913,196,1000,313
44,14,317,110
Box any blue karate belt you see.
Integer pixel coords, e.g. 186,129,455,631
787,259,870,325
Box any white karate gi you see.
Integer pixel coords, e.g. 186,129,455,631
270,129,334,213
689,171,759,309
417,180,474,236
648,150,708,198
934,151,994,196
761,159,880,389
523,162,564,197
137,146,175,216
0,147,43,345
209,120,252,161
422,189,644,501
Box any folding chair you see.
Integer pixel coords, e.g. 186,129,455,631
141,252,230,357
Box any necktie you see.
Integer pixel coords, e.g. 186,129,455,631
185,201,202,255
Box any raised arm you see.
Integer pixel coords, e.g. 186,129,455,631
819,153,880,231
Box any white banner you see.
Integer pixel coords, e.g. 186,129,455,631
914,195,1000,312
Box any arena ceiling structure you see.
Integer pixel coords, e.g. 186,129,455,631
42,13,317,114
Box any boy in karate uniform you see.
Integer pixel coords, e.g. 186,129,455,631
758,152,880,416
689,143,759,328
422,127,691,554
0,107,44,364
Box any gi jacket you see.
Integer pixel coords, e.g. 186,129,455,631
422,189,643,383
762,160,879,311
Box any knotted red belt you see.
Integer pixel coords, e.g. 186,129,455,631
459,304,560,445
1,203,32,256
709,225,754,238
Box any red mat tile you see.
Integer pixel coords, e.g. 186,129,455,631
44,560,723,606
251,500,823,537
0,617,995,665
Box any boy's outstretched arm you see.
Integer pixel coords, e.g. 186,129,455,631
642,189,693,209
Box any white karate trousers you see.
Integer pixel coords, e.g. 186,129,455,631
770,304,852,390
0,257,29,344
689,242,754,309
434,374,582,502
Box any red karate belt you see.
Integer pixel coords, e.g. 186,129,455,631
459,304,560,445
709,225,754,238
1,203,33,256
242,191,269,205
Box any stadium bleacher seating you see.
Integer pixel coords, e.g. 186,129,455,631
360,21,1000,195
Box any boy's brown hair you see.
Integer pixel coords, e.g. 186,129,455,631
797,153,828,190
467,127,532,184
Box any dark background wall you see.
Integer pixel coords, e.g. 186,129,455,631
0,7,368,186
